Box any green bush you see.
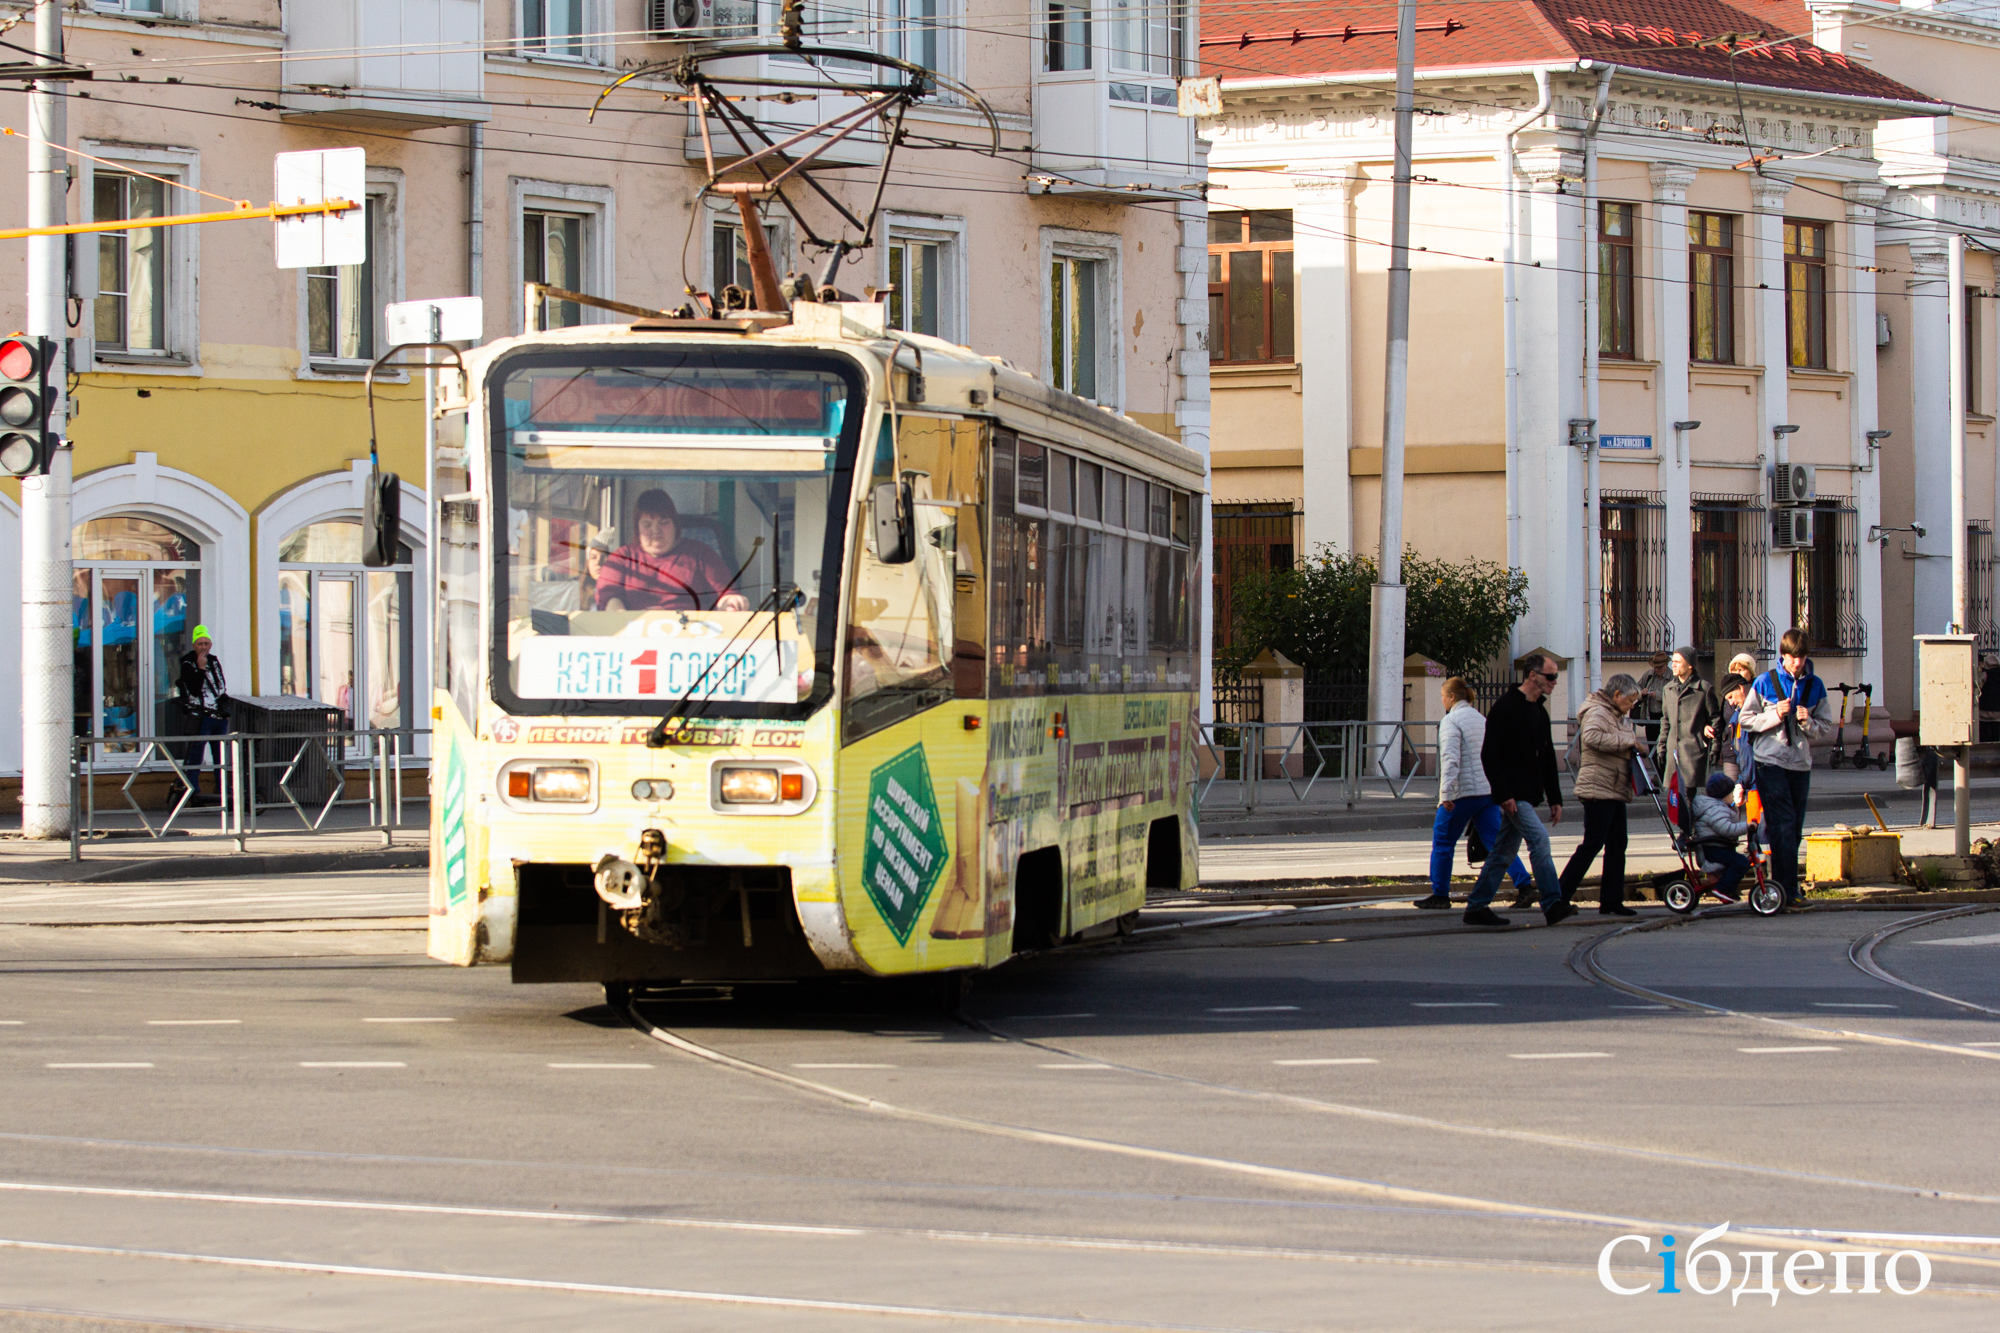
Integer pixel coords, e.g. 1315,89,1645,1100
1227,544,1530,676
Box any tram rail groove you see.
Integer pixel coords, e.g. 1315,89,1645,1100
1566,911,2000,1062
1848,906,2000,1017
613,999,2000,1274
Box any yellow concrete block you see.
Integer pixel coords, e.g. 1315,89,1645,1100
1806,830,1903,886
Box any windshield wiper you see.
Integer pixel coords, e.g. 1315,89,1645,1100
645,575,802,749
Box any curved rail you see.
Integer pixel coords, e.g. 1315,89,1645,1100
1847,905,2000,1017
1566,913,2000,1062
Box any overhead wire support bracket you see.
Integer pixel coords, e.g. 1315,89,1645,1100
1203,21,1466,50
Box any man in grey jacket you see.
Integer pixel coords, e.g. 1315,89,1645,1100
1657,646,1717,793
1739,628,1835,907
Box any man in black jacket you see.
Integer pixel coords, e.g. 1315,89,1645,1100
177,626,229,806
1463,655,1575,927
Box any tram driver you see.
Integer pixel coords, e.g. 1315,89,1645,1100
596,489,751,614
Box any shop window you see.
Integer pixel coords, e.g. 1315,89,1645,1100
278,519,414,734
71,515,202,749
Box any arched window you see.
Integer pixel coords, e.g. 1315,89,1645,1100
277,519,413,732
72,515,203,749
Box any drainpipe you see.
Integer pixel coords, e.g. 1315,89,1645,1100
1503,68,1553,619
1581,63,1613,693
466,126,484,304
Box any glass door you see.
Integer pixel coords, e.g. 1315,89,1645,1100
315,574,357,730
98,570,143,752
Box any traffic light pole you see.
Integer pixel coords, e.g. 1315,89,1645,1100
22,0,72,838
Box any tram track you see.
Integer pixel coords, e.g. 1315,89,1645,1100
614,996,2000,1274
1566,905,2000,1062
1848,906,2000,1017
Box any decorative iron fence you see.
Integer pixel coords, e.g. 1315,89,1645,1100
1600,490,1674,659
1692,492,1772,652
1210,667,1263,725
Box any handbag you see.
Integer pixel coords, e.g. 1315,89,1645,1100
1466,823,1489,865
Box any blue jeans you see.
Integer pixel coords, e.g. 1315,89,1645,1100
1757,766,1812,897
1469,804,1564,910
181,715,228,796
1428,795,1532,897
1705,848,1750,899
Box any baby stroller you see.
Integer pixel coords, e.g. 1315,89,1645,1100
1632,753,1784,916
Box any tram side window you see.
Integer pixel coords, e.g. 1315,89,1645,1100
438,499,481,729
844,416,986,740
990,433,1019,676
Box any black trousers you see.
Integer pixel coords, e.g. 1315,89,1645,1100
1559,799,1628,908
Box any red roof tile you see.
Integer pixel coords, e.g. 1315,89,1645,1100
1202,0,1941,107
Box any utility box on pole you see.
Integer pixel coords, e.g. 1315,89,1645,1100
1917,634,1978,747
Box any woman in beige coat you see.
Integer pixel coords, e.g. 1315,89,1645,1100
1559,673,1646,916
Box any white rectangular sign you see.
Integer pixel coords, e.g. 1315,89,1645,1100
385,297,485,346
273,147,366,270
516,637,800,705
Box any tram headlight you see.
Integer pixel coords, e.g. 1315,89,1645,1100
530,765,592,803
717,766,782,804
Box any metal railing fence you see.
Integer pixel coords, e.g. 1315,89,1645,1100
69,727,429,861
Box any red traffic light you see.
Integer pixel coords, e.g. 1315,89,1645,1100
0,337,41,383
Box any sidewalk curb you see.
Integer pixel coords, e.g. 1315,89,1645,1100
1198,794,1953,840
0,846,428,886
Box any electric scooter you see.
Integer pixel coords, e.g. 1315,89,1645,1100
1829,683,1885,770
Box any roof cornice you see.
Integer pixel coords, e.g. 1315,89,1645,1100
1811,0,2000,51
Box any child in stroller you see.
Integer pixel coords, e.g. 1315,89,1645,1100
1691,772,1752,905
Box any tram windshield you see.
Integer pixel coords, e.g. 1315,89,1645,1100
491,348,862,718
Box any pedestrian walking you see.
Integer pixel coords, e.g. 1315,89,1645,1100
177,625,230,806
1461,656,1573,928
1559,674,1646,916
1414,677,1532,910
1739,629,1834,907
1657,646,1717,793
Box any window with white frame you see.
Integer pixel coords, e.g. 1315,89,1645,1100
306,197,386,364
525,209,587,328
94,1,169,14
1056,239,1120,396
711,217,782,301
93,172,168,356
1109,1,1186,75
521,0,588,58
883,0,944,74
881,215,964,341
1044,1,1091,71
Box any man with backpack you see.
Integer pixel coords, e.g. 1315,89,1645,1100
1739,629,1834,908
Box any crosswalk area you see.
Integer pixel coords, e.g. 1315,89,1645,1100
0,872,428,925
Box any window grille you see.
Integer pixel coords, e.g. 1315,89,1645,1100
1213,504,1298,653
1691,492,1770,651
1972,520,1997,649
1600,490,1672,658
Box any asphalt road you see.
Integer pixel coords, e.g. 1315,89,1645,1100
1,872,1996,1331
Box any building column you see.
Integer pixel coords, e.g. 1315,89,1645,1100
1844,182,1888,698
1515,141,1588,712
1174,196,1215,722
1749,172,1794,645
1293,169,1358,557
1650,162,1697,651
1907,232,1953,644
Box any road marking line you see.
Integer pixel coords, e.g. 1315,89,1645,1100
1507,1052,1612,1061
1916,932,2000,946
791,1063,894,1069
1036,1063,1112,1070
298,1062,406,1068
1207,1005,1300,1013
1963,1042,2000,1048
0,1021,22,1026
1610,1005,1670,1010
1738,1046,1840,1055
546,1063,653,1070
1412,1002,1498,1008
147,1020,242,1026
45,1062,152,1069
363,1017,454,1024
1812,1003,1897,1010
993,1013,1097,1020
1273,1058,1378,1066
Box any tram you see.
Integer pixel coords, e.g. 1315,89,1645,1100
416,300,1204,988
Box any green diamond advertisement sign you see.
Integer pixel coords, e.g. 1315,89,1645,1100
441,736,469,907
862,745,949,946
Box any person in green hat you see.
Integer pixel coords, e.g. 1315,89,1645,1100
177,625,230,806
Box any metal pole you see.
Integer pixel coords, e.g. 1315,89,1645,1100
1366,0,1417,768
22,0,72,840
1950,234,1971,857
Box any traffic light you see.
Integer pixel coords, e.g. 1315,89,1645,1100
0,335,56,478
780,0,804,49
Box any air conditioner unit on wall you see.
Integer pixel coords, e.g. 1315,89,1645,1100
1771,462,1818,506
1773,507,1817,550
647,0,756,38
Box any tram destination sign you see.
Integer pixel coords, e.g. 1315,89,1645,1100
862,745,949,947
